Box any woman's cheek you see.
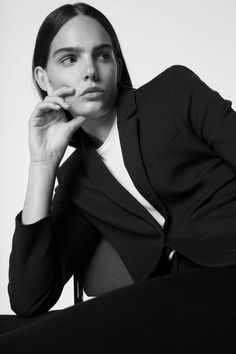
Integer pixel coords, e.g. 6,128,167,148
49,69,75,91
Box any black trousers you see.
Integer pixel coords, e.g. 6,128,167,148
1,262,236,353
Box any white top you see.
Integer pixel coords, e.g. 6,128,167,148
96,114,166,229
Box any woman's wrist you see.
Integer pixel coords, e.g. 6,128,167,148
22,162,58,225
29,157,60,170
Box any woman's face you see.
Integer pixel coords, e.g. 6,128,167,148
42,15,121,119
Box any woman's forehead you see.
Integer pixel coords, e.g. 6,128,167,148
50,15,112,53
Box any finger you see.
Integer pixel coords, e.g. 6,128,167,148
43,73,54,96
53,86,76,98
67,116,86,135
44,96,70,110
33,101,61,116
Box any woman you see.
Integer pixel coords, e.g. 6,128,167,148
1,2,236,353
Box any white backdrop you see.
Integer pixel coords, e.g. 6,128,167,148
0,0,236,314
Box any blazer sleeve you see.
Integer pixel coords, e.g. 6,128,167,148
8,170,101,317
166,65,236,175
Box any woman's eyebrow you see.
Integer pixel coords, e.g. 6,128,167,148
53,43,113,57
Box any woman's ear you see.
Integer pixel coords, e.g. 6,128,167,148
117,58,123,82
34,66,51,93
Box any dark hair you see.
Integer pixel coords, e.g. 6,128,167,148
32,2,132,100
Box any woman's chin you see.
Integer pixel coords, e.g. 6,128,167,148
69,103,108,119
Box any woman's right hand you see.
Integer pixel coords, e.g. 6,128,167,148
29,80,86,166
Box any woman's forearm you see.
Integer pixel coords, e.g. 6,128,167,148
9,161,66,316
22,161,59,225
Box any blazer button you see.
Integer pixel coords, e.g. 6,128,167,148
168,249,177,262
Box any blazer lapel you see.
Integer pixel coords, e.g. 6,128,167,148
79,84,169,231
118,116,168,222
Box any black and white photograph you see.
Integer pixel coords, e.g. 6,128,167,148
0,0,236,352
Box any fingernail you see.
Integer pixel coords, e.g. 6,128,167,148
64,102,70,108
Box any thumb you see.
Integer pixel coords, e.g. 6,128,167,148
68,116,86,136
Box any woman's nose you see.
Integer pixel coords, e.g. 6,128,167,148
82,57,98,81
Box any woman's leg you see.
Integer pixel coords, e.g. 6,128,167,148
0,266,236,354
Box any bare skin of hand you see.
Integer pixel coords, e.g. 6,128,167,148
29,75,86,165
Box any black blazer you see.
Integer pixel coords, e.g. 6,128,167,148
8,64,236,315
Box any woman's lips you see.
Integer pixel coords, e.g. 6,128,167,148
82,91,104,99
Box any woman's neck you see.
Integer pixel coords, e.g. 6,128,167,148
80,107,117,148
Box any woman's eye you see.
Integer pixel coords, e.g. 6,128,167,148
61,56,77,65
98,53,110,61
